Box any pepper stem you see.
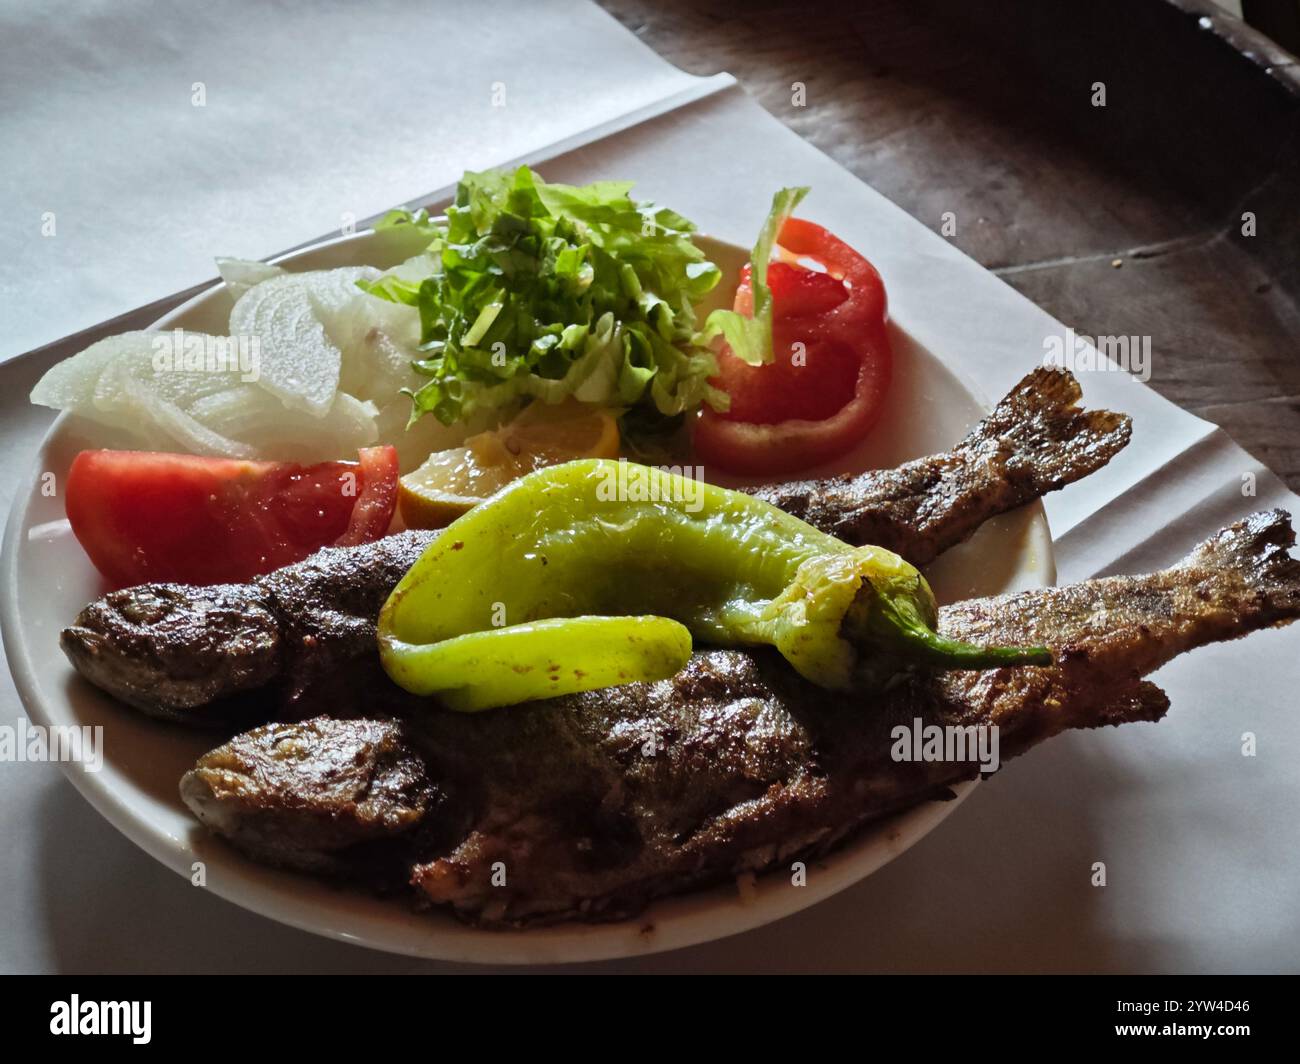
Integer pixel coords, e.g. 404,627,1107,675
845,577,1052,677
887,621,1053,670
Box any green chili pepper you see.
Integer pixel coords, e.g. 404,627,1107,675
378,459,1051,711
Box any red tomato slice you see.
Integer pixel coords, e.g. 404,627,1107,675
695,218,893,475
716,262,860,424
66,446,399,588
337,446,400,547
732,260,850,321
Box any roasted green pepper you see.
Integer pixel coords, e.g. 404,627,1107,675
378,459,1050,711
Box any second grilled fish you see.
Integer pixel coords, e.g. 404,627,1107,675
180,510,1300,925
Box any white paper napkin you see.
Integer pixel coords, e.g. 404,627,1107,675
0,0,714,362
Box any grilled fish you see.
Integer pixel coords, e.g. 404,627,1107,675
63,367,1129,723
180,510,1300,925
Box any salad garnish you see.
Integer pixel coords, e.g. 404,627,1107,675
65,447,398,587
694,215,894,475
361,166,732,445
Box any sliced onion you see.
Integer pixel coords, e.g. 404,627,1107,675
188,386,379,463
215,258,286,301
229,268,376,417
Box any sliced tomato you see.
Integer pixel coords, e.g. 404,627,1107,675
66,446,399,588
337,446,400,546
717,262,860,424
695,218,892,475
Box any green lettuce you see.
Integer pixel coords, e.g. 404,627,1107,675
360,166,733,433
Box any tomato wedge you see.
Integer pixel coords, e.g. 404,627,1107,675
66,446,399,588
695,217,892,475
337,446,400,547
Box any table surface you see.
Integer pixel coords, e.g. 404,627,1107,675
600,0,1300,493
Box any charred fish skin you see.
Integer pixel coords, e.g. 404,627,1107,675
410,511,1298,924
61,531,433,726
60,583,281,723
179,716,439,878
750,366,1131,566
941,507,1300,711
62,368,1130,726
182,512,1299,927
257,530,435,706
184,672,1168,922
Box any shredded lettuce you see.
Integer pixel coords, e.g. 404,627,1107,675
359,167,733,431
696,186,809,366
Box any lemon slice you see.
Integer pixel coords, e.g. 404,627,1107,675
399,401,620,529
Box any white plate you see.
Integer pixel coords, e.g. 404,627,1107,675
0,230,1053,965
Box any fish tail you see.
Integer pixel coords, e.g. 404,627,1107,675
1176,508,1300,625
961,366,1132,490
813,367,1132,563
939,511,1299,692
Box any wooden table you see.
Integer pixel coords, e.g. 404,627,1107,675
601,0,1300,490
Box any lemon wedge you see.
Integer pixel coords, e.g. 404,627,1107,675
398,401,620,529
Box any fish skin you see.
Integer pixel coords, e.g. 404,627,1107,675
180,511,1298,926
180,716,438,878
63,367,1130,724
60,530,430,722
59,582,282,724
750,366,1131,559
